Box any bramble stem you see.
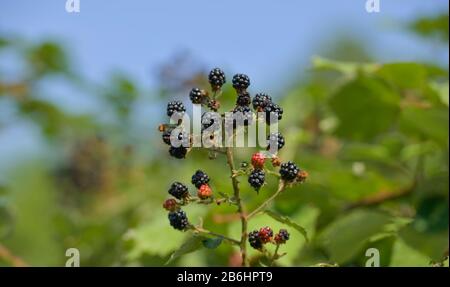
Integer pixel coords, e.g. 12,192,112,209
191,226,240,245
247,180,286,219
225,146,249,266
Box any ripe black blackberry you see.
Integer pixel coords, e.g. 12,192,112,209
168,182,189,199
167,101,186,117
264,102,283,124
274,229,290,244
280,161,300,181
232,73,250,91
236,91,251,107
232,105,253,127
201,112,221,131
189,88,204,104
168,210,189,230
169,146,187,159
208,68,226,90
248,230,263,250
267,132,285,151
191,170,210,188
248,169,265,191
252,93,272,111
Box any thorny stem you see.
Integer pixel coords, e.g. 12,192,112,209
247,180,286,220
191,226,240,246
225,146,249,267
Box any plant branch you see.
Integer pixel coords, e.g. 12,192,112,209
0,243,29,267
247,180,286,219
191,226,240,245
225,146,249,266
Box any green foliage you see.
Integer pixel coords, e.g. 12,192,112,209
410,14,449,42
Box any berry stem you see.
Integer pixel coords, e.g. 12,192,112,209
191,226,240,245
225,146,249,267
246,180,286,220
270,244,280,266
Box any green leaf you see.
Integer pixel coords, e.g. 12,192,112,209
202,237,223,249
264,210,309,242
329,76,401,141
166,235,206,265
312,56,378,76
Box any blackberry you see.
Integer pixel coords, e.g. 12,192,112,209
168,210,189,230
208,68,226,90
236,91,251,107
189,88,204,104
201,112,221,131
274,229,290,244
198,184,212,199
168,182,189,199
163,130,189,147
264,102,283,124
162,128,173,145
248,230,263,250
191,170,210,188
252,93,272,111
259,226,273,243
232,105,253,127
167,101,186,117
267,132,285,151
232,73,250,91
169,146,187,159
248,169,265,191
163,198,178,212
280,161,300,181
251,152,266,169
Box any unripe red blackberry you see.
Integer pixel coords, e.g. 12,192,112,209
280,161,300,181
252,93,272,111
251,152,266,169
198,184,212,199
191,170,210,188
248,169,265,191
208,68,226,90
236,91,251,107
232,73,250,91
274,229,290,244
258,226,273,243
264,102,283,124
168,181,189,199
189,88,204,104
169,146,187,159
167,101,186,117
163,198,178,211
267,132,285,151
232,105,253,127
248,230,263,250
168,210,189,230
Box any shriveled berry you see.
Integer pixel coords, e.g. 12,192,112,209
169,146,187,159
168,182,189,199
163,198,178,211
236,91,251,107
280,161,300,181
258,226,273,243
189,88,204,104
191,170,210,188
251,152,266,169
274,229,290,244
264,102,283,124
167,101,186,117
248,230,263,250
297,170,309,183
248,169,265,191
198,184,212,199
168,210,189,230
232,73,250,91
208,68,226,90
267,132,285,151
252,93,272,111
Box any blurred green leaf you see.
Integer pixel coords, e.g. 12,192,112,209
202,237,223,249
312,56,378,77
264,210,309,242
166,235,206,264
410,13,449,42
27,42,69,76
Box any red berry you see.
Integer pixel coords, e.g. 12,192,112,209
274,229,290,244
163,198,178,211
258,226,273,243
198,184,213,199
251,152,266,169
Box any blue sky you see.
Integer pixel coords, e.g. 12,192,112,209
0,0,448,172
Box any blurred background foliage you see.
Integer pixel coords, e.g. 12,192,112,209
0,10,448,267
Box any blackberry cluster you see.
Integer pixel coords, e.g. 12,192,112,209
236,91,251,107
248,230,263,250
252,93,272,111
168,182,189,199
191,170,210,188
248,169,265,191
168,210,189,230
280,161,300,181
169,146,187,159
274,229,290,245
208,68,226,90
189,88,204,104
232,73,250,91
267,132,285,151
264,102,283,124
166,101,186,117
232,105,253,127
